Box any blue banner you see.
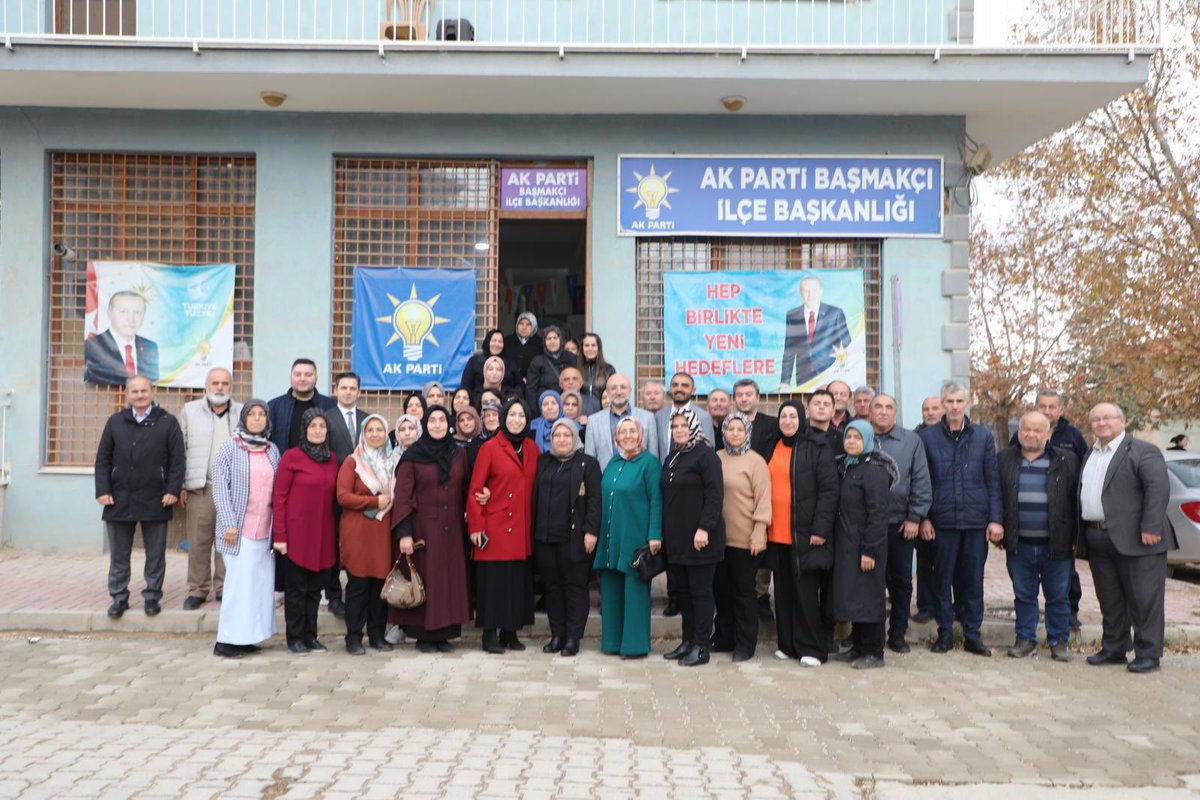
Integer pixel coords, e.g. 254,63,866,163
351,267,477,391
663,270,867,395
619,155,942,238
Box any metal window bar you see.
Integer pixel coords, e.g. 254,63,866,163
332,158,499,427
634,237,881,407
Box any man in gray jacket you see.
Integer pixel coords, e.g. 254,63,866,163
584,374,660,471
1079,402,1172,674
179,367,242,610
869,393,932,653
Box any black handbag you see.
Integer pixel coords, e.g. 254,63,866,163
630,544,666,582
793,540,833,574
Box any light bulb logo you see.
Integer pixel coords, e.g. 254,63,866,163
626,163,679,221
377,283,451,362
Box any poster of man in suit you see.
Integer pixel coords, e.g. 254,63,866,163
83,261,236,389
779,274,855,390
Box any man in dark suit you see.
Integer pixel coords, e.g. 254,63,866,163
1079,402,1173,674
84,291,160,385
323,371,376,465
779,275,851,389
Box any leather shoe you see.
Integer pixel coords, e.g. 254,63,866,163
887,638,911,654
500,631,526,651
304,638,328,653
346,640,367,656
1127,657,1160,674
213,642,244,659
662,600,680,617
929,637,953,653
107,600,128,618
287,641,310,656
482,630,506,654
852,653,884,670
664,641,693,660
327,598,346,617
370,640,394,653
1007,639,1037,658
543,636,565,654
1050,643,1071,662
144,600,161,617
963,638,992,657
833,648,860,663
731,651,753,663
679,645,710,667
183,596,204,611
415,641,437,654
1086,649,1128,666
911,611,934,624
560,638,580,657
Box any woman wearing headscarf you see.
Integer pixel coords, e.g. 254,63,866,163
531,418,601,657
660,408,725,667
831,420,897,670
212,400,281,659
712,412,772,662
273,408,340,655
467,397,541,653
503,312,543,381
422,381,447,410
390,414,422,454
453,406,481,449
525,325,578,409
560,389,587,442
766,400,839,667
465,401,501,478
528,390,563,453
479,356,509,398
593,417,662,659
459,328,520,395
336,414,402,655
390,406,472,653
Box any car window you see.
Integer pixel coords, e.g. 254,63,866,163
1167,460,1200,488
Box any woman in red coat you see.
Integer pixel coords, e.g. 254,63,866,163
336,414,401,656
273,408,340,656
391,406,472,653
467,396,540,653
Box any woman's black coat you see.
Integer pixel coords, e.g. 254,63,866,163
530,450,602,563
786,432,840,564
525,349,579,409
660,444,726,566
831,455,892,623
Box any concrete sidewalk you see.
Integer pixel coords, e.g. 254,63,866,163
2,546,1200,646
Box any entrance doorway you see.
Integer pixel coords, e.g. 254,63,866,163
497,218,588,343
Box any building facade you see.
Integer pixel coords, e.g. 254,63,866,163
0,0,1159,548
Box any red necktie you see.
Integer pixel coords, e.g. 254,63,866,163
807,311,816,343
124,344,136,377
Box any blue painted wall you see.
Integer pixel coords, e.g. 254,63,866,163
0,108,962,549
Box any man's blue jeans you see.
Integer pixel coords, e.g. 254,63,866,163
1006,540,1072,646
933,527,987,641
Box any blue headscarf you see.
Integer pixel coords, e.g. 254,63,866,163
529,390,563,452
843,419,876,467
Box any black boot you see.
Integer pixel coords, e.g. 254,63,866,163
500,630,526,651
679,645,710,667
664,641,693,660
561,638,580,657
543,636,565,654
482,629,505,654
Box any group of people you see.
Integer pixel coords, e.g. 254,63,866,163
95,315,1173,674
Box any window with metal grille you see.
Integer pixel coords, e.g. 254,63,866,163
332,158,499,424
48,153,257,468
636,238,882,403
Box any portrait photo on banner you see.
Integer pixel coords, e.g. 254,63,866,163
350,267,478,391
663,269,867,395
82,261,236,388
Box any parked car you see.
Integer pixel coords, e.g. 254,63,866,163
1164,451,1200,568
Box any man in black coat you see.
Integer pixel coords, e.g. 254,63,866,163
1079,402,1173,674
83,291,160,386
779,275,851,389
998,411,1079,662
94,376,185,618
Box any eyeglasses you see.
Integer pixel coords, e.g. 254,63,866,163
1089,415,1122,423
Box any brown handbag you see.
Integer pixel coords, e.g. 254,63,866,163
381,541,426,609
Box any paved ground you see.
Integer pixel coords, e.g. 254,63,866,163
1,632,1199,799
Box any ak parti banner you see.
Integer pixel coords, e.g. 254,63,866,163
663,269,867,395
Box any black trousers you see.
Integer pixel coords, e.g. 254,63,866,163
668,562,718,647
533,541,591,641
915,537,936,616
106,520,168,605
1069,561,1083,619
851,621,885,659
1086,527,1168,660
713,546,761,656
344,571,387,645
325,509,344,603
768,542,828,661
282,557,327,645
885,523,915,640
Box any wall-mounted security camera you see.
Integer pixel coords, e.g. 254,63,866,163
52,243,78,261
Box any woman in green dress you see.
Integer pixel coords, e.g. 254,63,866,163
593,417,663,658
